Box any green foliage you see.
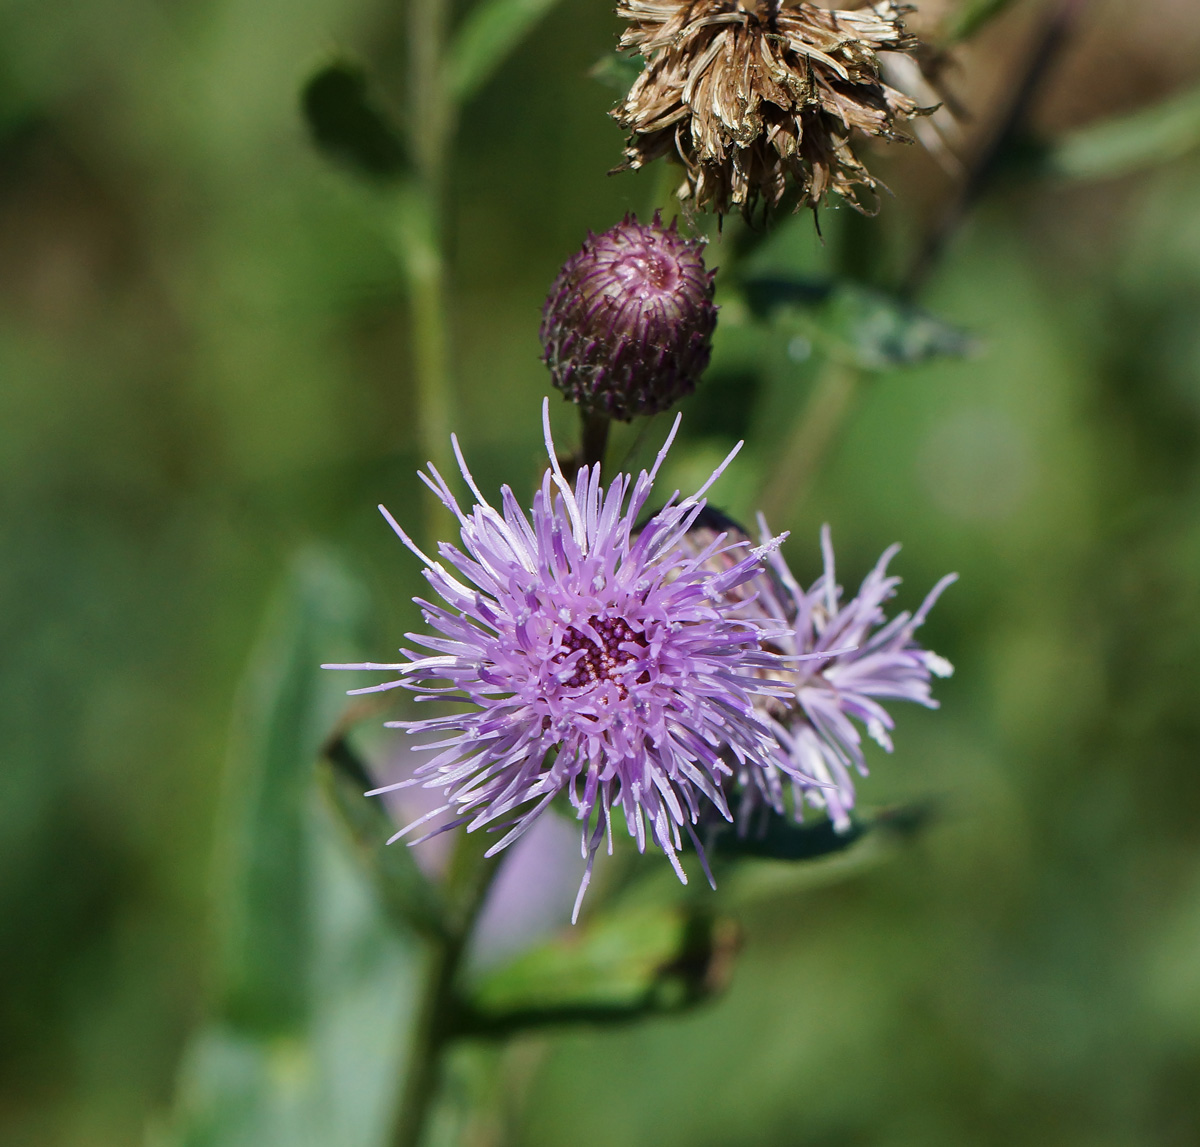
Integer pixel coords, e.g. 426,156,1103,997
160,819,417,1147
460,906,737,1036
744,277,978,370
161,552,418,1147
301,63,409,182
1049,82,1200,181
215,550,373,1034
7,1,1200,1145
589,52,643,97
942,0,1019,45
446,0,567,104
319,748,447,942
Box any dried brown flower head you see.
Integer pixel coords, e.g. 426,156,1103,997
612,0,928,218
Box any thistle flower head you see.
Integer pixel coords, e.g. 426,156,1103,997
613,0,926,217
327,402,791,919
754,521,957,829
540,213,717,422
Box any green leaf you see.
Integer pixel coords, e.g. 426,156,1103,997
701,803,934,863
714,804,938,909
301,63,409,182
942,0,1019,45
743,275,833,316
744,277,978,370
1048,83,1200,181
706,815,867,861
457,906,739,1037
319,742,447,942
159,543,422,1146
214,548,372,1035
589,52,644,97
158,809,419,1147
446,0,565,104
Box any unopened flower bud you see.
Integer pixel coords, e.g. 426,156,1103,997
540,213,717,422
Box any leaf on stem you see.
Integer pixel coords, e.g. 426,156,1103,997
745,276,978,370
1047,82,1200,181
159,550,419,1147
456,906,740,1037
214,548,374,1035
446,0,566,105
701,802,934,862
942,0,1020,46
302,62,409,181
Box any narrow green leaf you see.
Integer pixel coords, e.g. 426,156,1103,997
160,551,423,1146
744,277,977,370
1048,83,1200,181
319,742,447,942
446,0,565,105
457,906,739,1037
215,548,372,1035
301,62,408,181
159,814,419,1147
942,0,1019,45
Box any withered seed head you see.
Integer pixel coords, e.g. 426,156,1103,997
612,0,928,219
540,213,718,422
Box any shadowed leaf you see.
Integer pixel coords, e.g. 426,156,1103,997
301,63,408,181
702,802,935,862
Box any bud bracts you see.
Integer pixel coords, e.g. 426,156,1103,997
540,214,717,422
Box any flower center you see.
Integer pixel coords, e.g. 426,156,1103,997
559,615,646,693
612,248,679,301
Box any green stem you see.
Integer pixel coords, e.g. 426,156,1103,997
580,407,611,476
757,359,860,528
390,832,499,1147
404,0,454,547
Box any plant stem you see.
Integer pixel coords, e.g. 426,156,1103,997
407,213,453,508
404,0,454,547
580,408,611,476
390,832,499,1147
902,0,1090,297
757,359,860,528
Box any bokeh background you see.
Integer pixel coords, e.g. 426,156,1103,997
4,0,1200,1143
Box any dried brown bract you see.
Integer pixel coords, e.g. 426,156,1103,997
612,0,928,218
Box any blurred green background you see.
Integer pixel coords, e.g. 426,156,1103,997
4,0,1200,1143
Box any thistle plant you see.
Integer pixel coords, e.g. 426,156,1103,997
157,1,1069,1145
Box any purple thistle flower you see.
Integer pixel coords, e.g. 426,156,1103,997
325,401,792,919
750,521,958,831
